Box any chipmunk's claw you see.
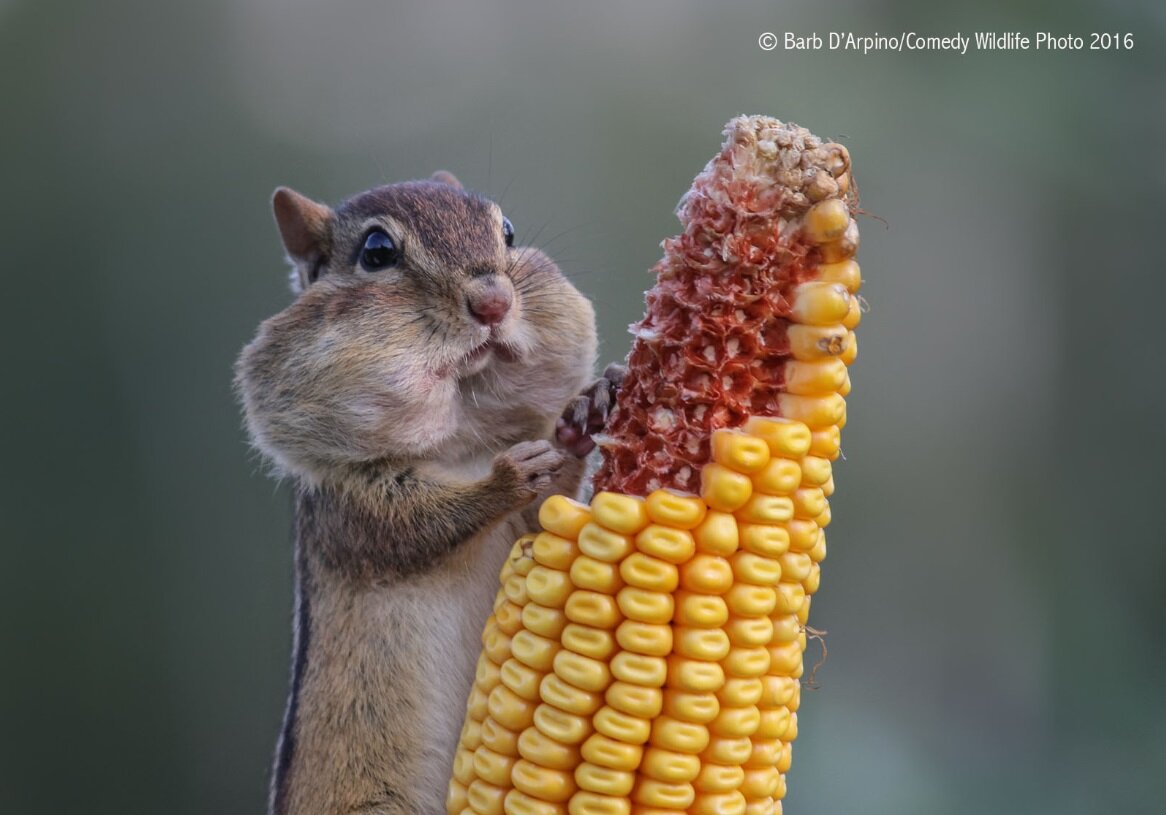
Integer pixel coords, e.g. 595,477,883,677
555,363,626,457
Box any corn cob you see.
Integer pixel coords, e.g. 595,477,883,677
448,115,861,815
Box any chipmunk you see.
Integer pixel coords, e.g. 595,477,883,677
235,171,623,815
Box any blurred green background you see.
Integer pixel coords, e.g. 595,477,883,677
2,1,1164,812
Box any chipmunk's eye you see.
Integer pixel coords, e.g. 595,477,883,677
359,229,399,271
502,217,514,248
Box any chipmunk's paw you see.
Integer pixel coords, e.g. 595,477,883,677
555,362,627,457
494,439,568,503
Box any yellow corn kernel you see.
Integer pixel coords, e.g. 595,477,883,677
578,523,635,563
785,713,799,742
581,733,644,772
785,324,849,363
808,425,841,460
650,716,710,754
541,673,603,717
723,646,770,679
645,489,708,530
533,532,580,571
815,503,832,529
521,603,568,639
605,681,664,719
467,686,489,721
504,573,529,605
777,392,845,428
467,780,508,815
838,370,852,397
495,602,525,636
511,759,577,803
694,763,745,793
750,458,802,496
593,705,652,745
782,358,848,397
724,617,774,648
734,495,794,525
539,495,592,540
745,738,782,769
461,718,484,751
711,429,772,474
790,281,850,326
661,689,720,723
821,475,835,497
453,747,477,784
802,563,821,596
674,626,732,661
709,705,761,738
518,727,581,771
632,779,696,810
796,598,812,626
717,677,763,708
792,488,826,520
744,799,775,815
775,744,792,775
630,807,680,815
758,676,797,708
738,525,789,559
842,295,861,330
576,763,635,797
701,736,753,765
729,552,782,586
616,620,674,656
769,615,801,644
591,492,650,535
777,552,812,584
839,328,858,366
803,198,850,243
565,592,623,630
786,519,818,553
741,767,780,799
635,525,697,564
473,746,517,786
766,642,803,678
820,217,859,263
692,791,747,815
500,658,544,701
569,792,632,815
617,586,675,625
477,653,503,691
483,627,513,665
610,652,668,687
511,630,561,671
534,704,594,746
527,566,574,609
700,464,754,513
693,511,740,555
666,655,725,692
620,553,680,592
560,624,617,662
553,649,612,693
815,258,861,292
674,591,730,627
447,780,469,815
640,747,701,782
724,584,777,617
570,556,625,594
504,790,567,815
808,532,827,564
679,555,734,594
488,685,537,731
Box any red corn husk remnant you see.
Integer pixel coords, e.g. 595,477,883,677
594,115,857,496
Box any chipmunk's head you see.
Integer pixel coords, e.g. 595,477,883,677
235,172,596,480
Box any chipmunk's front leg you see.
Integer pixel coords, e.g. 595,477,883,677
302,440,568,580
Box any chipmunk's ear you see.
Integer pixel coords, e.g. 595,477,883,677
272,187,334,293
430,170,463,189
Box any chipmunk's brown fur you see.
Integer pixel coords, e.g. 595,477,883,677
236,173,615,815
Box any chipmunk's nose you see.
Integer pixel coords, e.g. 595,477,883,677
466,280,512,325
